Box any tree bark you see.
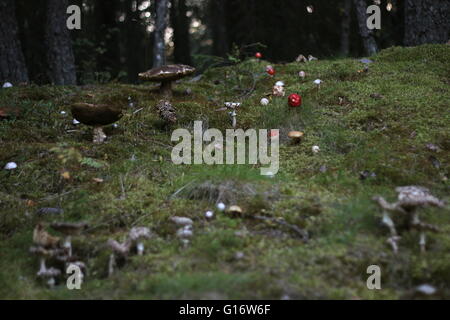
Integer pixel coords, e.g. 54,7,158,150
171,0,192,65
45,0,77,85
404,0,450,46
153,0,168,67
353,0,378,56
0,0,29,84
340,0,352,56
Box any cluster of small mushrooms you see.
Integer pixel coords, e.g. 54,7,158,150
30,221,88,288
373,186,445,253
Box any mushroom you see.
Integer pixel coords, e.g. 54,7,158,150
128,227,152,255
2,82,13,88
33,223,60,248
299,71,306,79
296,55,308,63
260,98,270,106
216,203,226,212
71,103,123,144
288,131,304,144
4,162,17,170
170,216,194,227
29,246,65,276
138,64,196,98
314,79,322,89
205,211,214,219
107,239,131,277
308,55,318,61
373,186,445,253
272,83,285,97
229,110,237,128
227,205,243,216
50,222,88,257
312,145,320,154
37,267,61,288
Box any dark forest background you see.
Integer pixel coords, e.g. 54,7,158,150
0,0,449,85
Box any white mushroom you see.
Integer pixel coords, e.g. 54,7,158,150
205,211,214,219
260,98,270,106
2,82,13,88
312,145,320,154
216,203,226,212
299,71,306,79
313,79,322,89
4,162,17,170
37,267,61,288
128,227,152,255
72,119,80,125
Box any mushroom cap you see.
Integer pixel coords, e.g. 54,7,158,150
50,222,89,235
288,131,304,139
33,223,60,248
128,227,152,241
170,216,194,226
37,267,61,278
395,186,444,207
138,64,195,82
71,103,123,126
227,205,243,215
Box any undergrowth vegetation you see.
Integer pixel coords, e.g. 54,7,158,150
0,44,449,299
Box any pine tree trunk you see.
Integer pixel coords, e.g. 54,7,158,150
404,0,450,46
171,0,192,65
45,0,77,85
353,0,378,56
340,0,352,56
153,0,168,68
0,0,29,84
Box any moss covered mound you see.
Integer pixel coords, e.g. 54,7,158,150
0,44,449,299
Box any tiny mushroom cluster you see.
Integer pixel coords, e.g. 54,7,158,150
171,216,194,247
30,221,88,288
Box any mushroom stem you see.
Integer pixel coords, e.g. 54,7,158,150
93,126,107,144
38,258,47,274
63,236,72,257
108,253,116,277
419,232,426,253
136,242,144,256
160,81,173,98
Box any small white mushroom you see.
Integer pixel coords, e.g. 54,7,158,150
72,119,80,125
177,225,193,239
275,81,285,87
229,110,237,128
299,71,306,79
216,203,226,212
308,55,318,61
60,111,67,115
4,162,17,170
260,98,270,106
205,211,214,219
314,79,322,89
2,82,13,88
312,145,320,154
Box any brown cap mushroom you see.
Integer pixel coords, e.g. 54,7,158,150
138,64,195,98
71,103,123,144
288,131,304,144
51,222,88,257
33,223,60,248
227,205,243,216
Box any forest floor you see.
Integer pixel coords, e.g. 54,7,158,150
0,44,449,299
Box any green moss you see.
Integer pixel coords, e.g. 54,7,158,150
0,44,449,299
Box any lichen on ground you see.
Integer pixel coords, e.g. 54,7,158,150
0,44,449,299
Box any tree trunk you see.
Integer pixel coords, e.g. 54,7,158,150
45,0,77,85
210,0,229,57
404,0,450,46
171,0,192,65
0,0,29,84
340,0,352,56
353,0,378,56
153,0,168,67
